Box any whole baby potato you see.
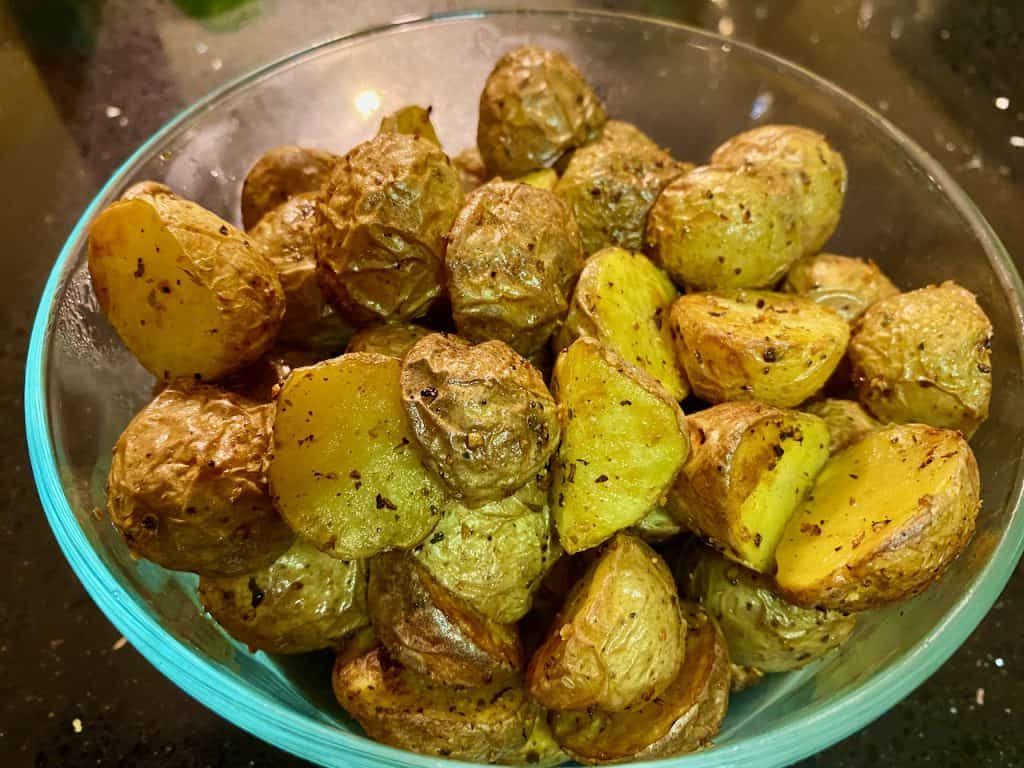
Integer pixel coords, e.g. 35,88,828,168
315,132,464,325
446,180,584,356
477,45,607,177
783,252,898,322
241,144,338,229
107,382,294,575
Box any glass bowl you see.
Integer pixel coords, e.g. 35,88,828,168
25,9,1024,768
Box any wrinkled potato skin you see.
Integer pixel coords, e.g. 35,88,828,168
452,147,491,194
681,547,856,673
368,551,523,686
783,253,899,322
645,166,803,291
250,193,352,348
107,383,294,575
712,125,847,255
478,46,607,177
804,398,880,454
241,145,338,230
199,539,368,654
121,180,175,200
315,132,464,325
849,282,992,435
730,664,764,692
378,105,441,147
669,290,850,408
527,534,685,712
345,322,432,359
550,604,730,764
401,334,560,506
332,647,539,763
446,180,584,356
555,121,690,255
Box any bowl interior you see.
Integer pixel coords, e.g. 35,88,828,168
29,10,1024,768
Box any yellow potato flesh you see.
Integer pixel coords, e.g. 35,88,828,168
516,168,559,190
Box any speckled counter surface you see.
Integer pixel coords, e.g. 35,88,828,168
1,1,1022,766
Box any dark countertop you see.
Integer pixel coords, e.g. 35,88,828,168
1,1,1022,766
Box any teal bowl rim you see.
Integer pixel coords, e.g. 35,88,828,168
24,8,1024,768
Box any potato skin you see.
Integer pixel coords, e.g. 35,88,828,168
121,180,175,200
478,46,606,177
452,146,490,194
554,121,690,255
849,281,992,435
315,132,463,325
107,383,294,576
783,253,898,322
712,125,847,255
669,290,850,408
804,398,880,454
345,322,432,359
630,506,684,542
645,165,803,291
378,104,441,147
241,145,338,230
446,180,585,356
199,538,368,654
527,534,685,712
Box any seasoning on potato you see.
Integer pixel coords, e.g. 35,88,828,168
378,104,441,147
88,190,285,382
668,290,850,408
241,144,338,230
783,252,899,322
478,45,607,177
315,132,464,325
848,281,993,435
803,398,881,454
107,382,294,576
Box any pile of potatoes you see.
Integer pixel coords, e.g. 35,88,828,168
88,45,991,765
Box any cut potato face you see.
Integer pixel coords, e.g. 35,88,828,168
776,424,980,611
88,194,285,381
669,290,850,408
783,253,898,323
667,402,831,573
269,353,445,559
556,247,688,401
550,338,689,554
803,398,880,454
377,104,441,147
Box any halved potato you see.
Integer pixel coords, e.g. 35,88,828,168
803,398,880,454
88,192,285,381
783,252,898,322
378,104,441,147
775,424,980,611
268,353,445,559
368,551,523,686
550,338,689,553
549,604,730,763
667,402,830,573
556,247,688,400
668,290,850,408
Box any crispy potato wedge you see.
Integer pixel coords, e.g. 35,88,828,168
669,290,850,408
88,192,285,381
378,104,441,147
776,424,980,611
268,353,445,559
804,398,881,454
556,247,688,401
550,338,689,553
667,402,831,573
527,534,685,712
241,145,338,230
783,253,898,322
549,603,729,763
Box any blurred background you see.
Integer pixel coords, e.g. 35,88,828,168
2,1,1022,766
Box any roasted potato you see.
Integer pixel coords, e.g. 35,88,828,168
516,167,559,190
550,338,689,553
333,646,540,763
556,247,688,400
368,551,523,686
507,715,569,767
221,345,328,402
803,398,881,454
315,132,463,325
478,45,606,177
630,506,684,542
730,664,764,692
783,253,898,322
241,145,338,230
668,290,850,408
452,146,490,194
378,104,441,147
667,402,831,573
711,124,847,255
775,424,980,611
401,333,560,506
121,180,175,200
549,604,729,763
848,281,993,435
345,322,432,359
268,353,446,559
107,382,294,575
680,546,856,672
645,165,803,291
88,191,285,382
249,193,352,349
199,538,368,654
445,180,584,356
555,121,689,255
527,534,685,712
414,479,559,623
